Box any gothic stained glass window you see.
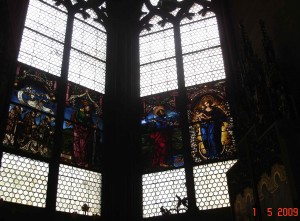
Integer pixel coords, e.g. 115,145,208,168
1,0,106,215
139,1,237,217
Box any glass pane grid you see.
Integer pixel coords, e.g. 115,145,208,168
18,28,64,76
140,28,175,65
183,47,225,87
69,49,106,93
140,59,177,96
0,152,49,207
181,17,220,54
193,160,237,210
72,18,107,60
25,0,67,42
142,169,187,218
56,164,101,216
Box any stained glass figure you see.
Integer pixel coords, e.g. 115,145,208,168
62,82,103,170
11,64,58,115
3,104,55,157
187,80,236,163
141,91,183,172
2,64,57,156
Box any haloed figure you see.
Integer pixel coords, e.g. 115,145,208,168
68,101,95,167
150,106,171,168
198,97,226,159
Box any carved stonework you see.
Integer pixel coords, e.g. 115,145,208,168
257,164,287,200
235,21,296,137
139,0,214,31
52,0,107,27
234,187,255,221
260,21,293,120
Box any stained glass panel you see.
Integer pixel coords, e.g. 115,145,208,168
3,104,55,157
141,91,183,172
56,164,101,216
187,80,236,163
0,152,49,207
142,169,187,218
11,64,58,115
61,82,103,170
2,64,57,156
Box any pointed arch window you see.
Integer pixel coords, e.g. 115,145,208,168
139,0,237,217
1,0,107,216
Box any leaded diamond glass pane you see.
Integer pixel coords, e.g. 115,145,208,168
18,28,64,76
18,0,67,76
24,0,67,42
68,49,105,93
72,15,106,60
140,28,175,65
140,59,177,96
181,17,220,54
0,152,49,207
140,13,176,97
183,47,225,87
193,160,237,210
56,164,101,216
142,169,187,218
